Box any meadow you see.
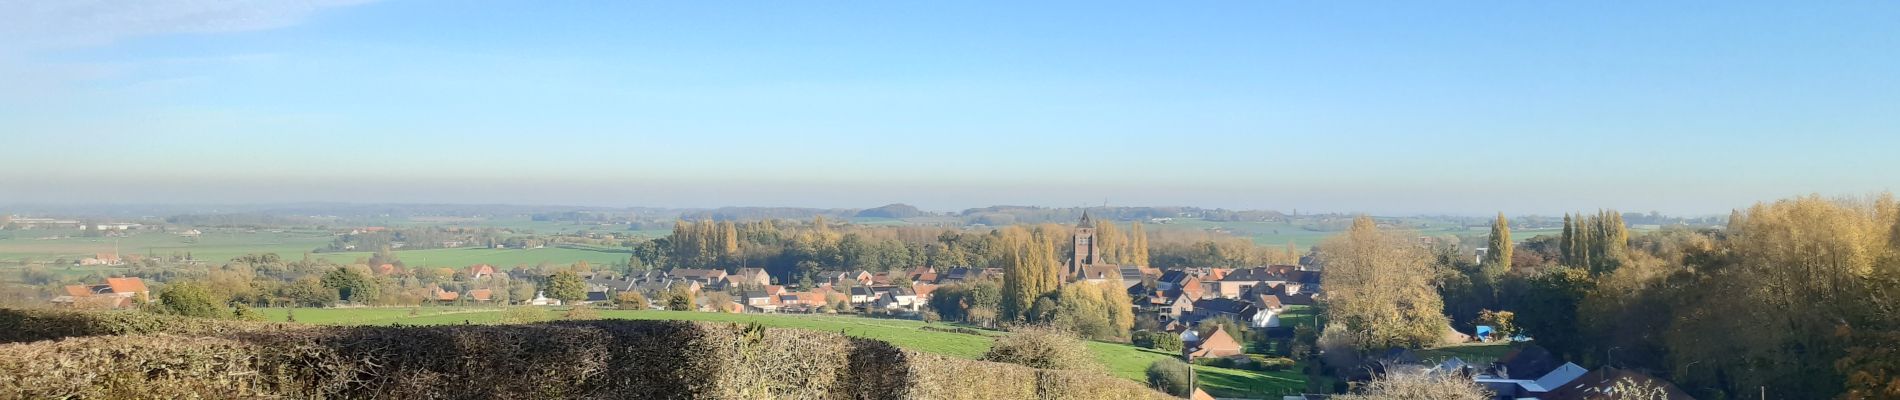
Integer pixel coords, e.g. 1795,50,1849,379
255,307,1317,397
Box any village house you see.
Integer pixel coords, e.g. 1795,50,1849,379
873,287,921,312
741,289,780,312
1186,325,1244,358
50,277,149,309
468,264,500,279
848,286,881,305
1075,265,1123,285
1187,297,1278,328
1215,265,1318,298
1117,265,1158,289
1540,367,1697,400
730,268,771,287
670,268,729,286
816,270,874,287
905,266,938,283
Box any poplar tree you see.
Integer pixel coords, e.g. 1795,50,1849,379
1484,213,1513,277
1001,226,1060,321
1129,222,1151,266
1559,214,1574,265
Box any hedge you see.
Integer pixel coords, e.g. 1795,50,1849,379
0,308,304,343
0,309,1172,400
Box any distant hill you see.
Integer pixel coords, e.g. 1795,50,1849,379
855,203,928,219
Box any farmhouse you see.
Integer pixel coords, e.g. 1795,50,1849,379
50,277,149,309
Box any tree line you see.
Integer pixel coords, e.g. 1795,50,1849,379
1340,194,1900,399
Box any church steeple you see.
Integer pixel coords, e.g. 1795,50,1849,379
1067,211,1100,281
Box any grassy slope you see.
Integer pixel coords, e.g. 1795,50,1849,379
254,307,1309,397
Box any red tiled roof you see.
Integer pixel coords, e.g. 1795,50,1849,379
63,285,92,297
911,283,938,299
105,277,147,294
1189,325,1244,358
468,289,494,301
468,264,497,276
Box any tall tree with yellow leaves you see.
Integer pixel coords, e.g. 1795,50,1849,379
1318,216,1448,350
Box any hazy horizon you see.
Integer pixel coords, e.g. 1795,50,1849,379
4,1,1895,215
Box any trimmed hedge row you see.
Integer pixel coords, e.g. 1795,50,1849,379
0,308,304,343
0,309,1172,400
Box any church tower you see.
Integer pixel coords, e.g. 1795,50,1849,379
1068,211,1101,281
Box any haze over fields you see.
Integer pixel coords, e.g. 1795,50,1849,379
3,1,1897,215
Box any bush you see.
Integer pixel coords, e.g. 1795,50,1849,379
0,308,1174,399
983,326,1101,371
1246,355,1296,371
616,291,649,310
230,304,265,322
1194,357,1236,368
562,306,600,320
919,309,941,323
498,307,548,324
1333,371,1490,400
1145,358,1192,396
919,326,983,336
155,281,222,318
1132,331,1184,353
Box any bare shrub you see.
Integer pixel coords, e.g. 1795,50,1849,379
982,325,1100,371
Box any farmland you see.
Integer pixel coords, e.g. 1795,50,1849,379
256,307,1317,397
0,227,632,270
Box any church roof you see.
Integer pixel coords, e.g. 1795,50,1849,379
1077,210,1093,227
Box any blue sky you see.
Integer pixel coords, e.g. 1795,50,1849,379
2,1,1895,215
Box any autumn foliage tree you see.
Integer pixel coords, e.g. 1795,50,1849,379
1319,216,1448,351
1001,226,1060,322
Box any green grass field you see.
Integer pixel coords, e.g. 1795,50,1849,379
255,307,1313,397
1414,341,1515,366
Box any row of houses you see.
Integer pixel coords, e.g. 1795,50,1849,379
561,266,999,314
1125,264,1323,331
